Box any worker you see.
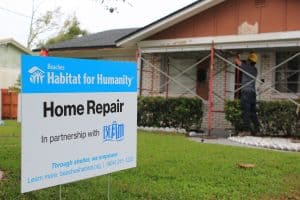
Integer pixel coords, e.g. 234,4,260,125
39,47,49,56
234,52,260,136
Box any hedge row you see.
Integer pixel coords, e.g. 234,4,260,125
225,100,299,137
138,97,299,137
138,96,203,130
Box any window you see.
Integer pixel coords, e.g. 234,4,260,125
275,52,300,93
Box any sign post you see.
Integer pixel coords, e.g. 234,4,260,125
21,55,137,193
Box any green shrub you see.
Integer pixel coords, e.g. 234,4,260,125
225,100,298,136
258,101,297,136
138,96,169,127
224,100,243,133
138,96,203,130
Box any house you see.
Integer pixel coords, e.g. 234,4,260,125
0,38,32,120
42,0,300,133
0,38,33,89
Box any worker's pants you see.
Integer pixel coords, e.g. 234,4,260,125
240,90,260,133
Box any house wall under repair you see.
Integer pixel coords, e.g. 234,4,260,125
132,0,300,132
138,48,300,131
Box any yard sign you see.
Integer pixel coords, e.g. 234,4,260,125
21,55,137,193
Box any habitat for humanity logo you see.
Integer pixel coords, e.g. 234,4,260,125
28,66,45,84
103,121,124,142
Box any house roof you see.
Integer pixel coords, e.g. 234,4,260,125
41,28,139,51
35,0,300,54
37,0,223,51
0,38,32,54
116,0,225,46
35,0,226,51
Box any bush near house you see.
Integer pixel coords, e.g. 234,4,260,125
225,100,298,137
138,96,203,131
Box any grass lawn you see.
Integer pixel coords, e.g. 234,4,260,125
0,120,300,200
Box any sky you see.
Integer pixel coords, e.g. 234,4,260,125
0,0,197,47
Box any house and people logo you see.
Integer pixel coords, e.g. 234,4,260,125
28,66,45,84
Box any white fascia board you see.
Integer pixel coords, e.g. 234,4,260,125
0,38,32,55
117,0,225,47
138,31,300,53
140,45,211,53
140,40,300,53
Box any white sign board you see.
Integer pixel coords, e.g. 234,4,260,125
21,55,137,193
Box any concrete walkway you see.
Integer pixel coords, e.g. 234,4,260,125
190,136,300,152
138,127,300,152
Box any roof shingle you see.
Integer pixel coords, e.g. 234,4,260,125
45,28,139,50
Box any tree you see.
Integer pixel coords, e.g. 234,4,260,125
27,0,131,48
41,15,88,46
27,0,62,49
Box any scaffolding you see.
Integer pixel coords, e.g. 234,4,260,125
137,42,300,135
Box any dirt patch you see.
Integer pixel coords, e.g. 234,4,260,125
0,170,4,181
277,190,300,200
261,189,300,200
277,175,300,200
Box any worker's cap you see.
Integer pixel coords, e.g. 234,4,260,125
248,52,257,63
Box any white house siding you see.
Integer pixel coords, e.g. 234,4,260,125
0,67,19,89
0,43,24,89
0,43,23,69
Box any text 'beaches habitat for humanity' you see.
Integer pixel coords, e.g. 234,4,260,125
22,56,136,93
30,67,133,87
21,55,137,193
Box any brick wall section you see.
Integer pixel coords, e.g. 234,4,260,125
201,58,232,129
259,52,275,101
140,53,234,129
140,54,162,96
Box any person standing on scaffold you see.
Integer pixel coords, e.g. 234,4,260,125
235,52,260,136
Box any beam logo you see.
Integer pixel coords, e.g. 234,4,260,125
103,121,125,142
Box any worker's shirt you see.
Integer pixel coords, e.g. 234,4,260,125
240,61,257,93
